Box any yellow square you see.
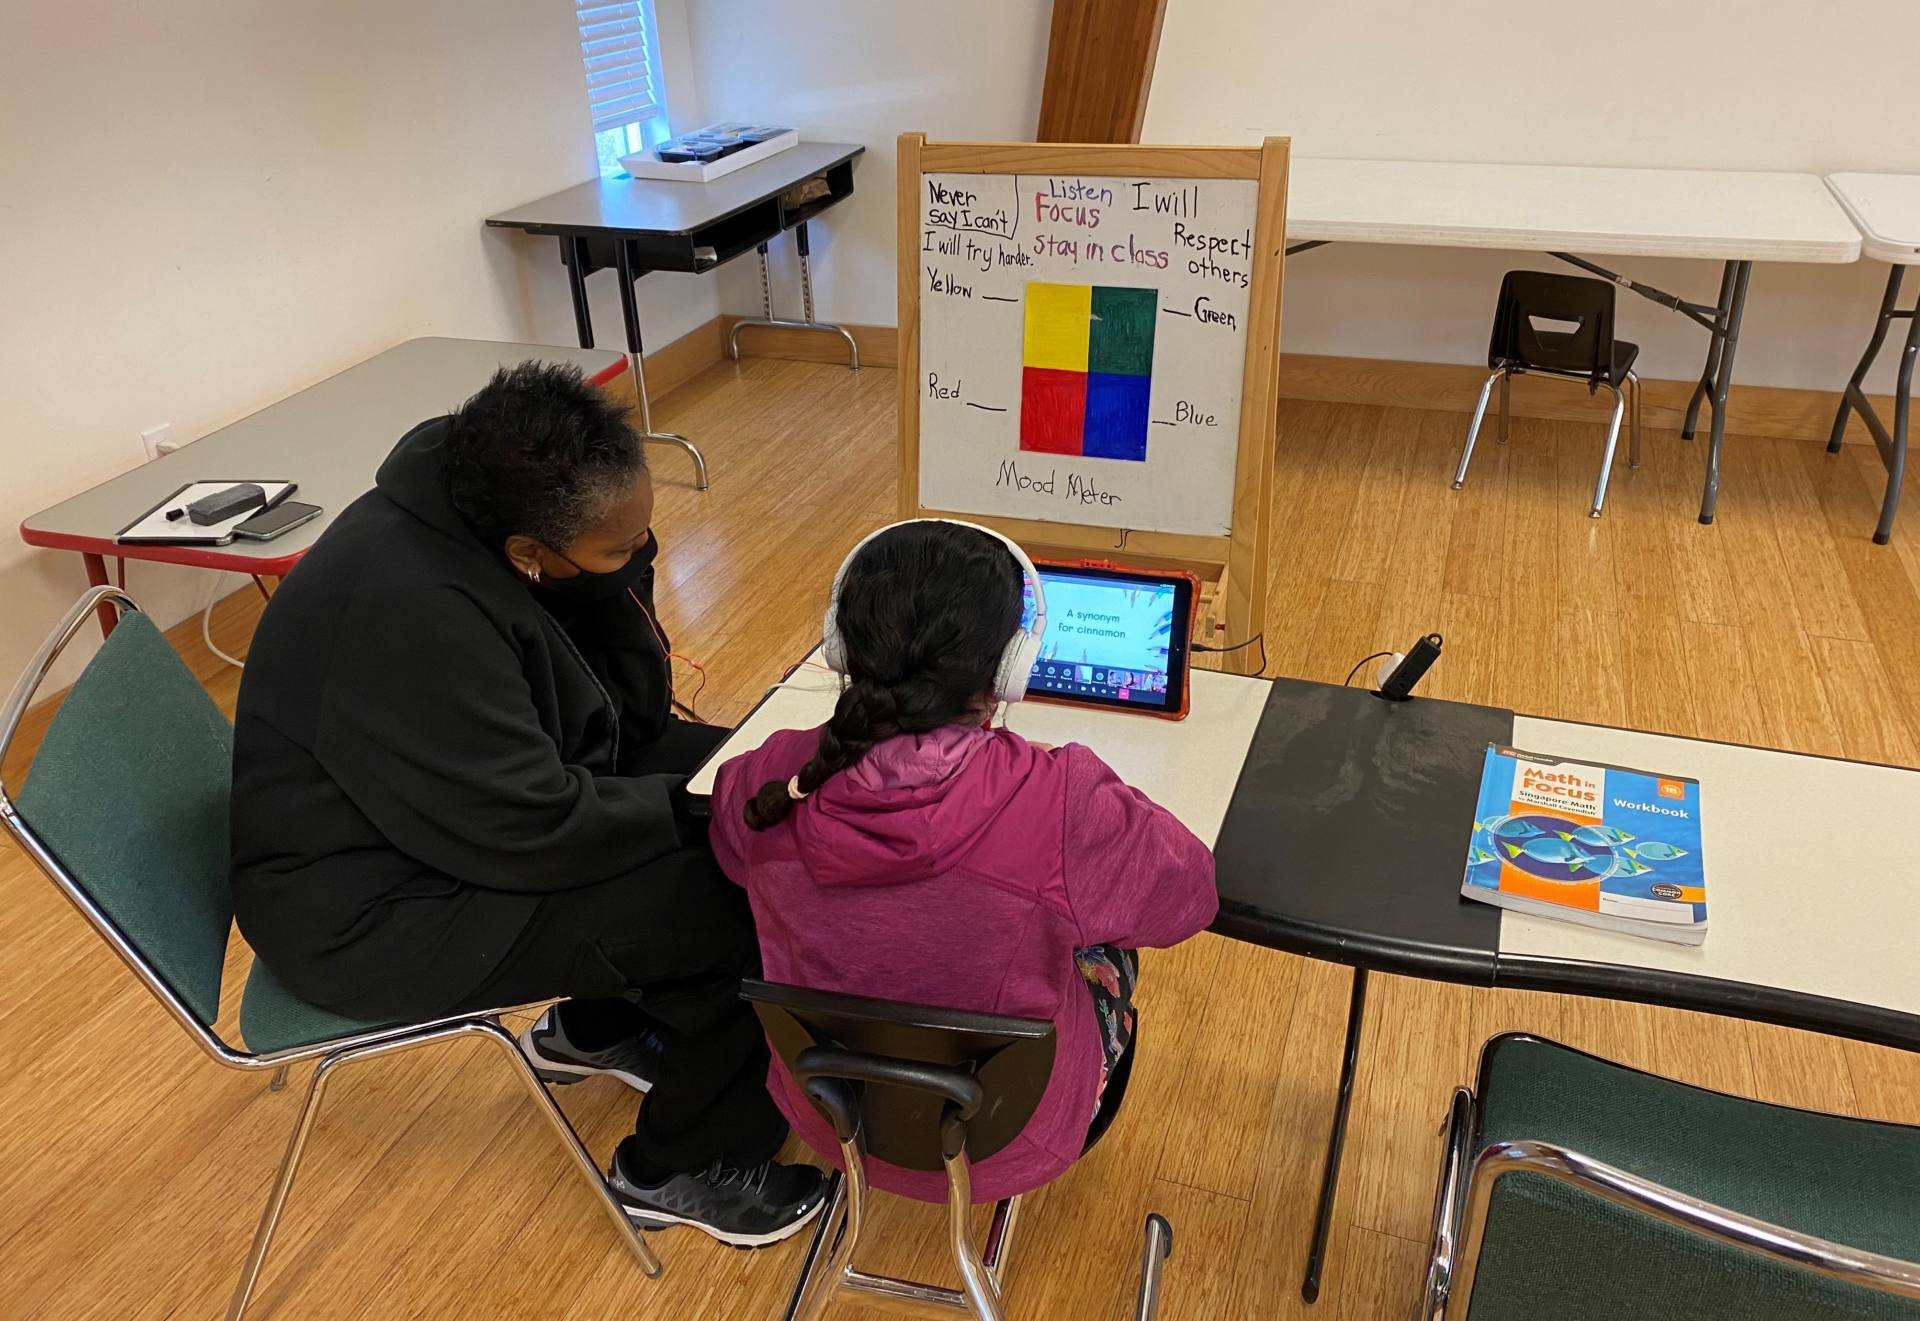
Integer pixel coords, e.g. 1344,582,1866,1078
1022,283,1092,373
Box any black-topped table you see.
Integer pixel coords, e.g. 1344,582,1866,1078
487,142,866,490
691,651,1920,1305
1214,677,1920,1049
1212,678,1920,1300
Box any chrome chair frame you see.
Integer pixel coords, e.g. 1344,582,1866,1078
1417,1042,1920,1319
1452,363,1642,519
0,587,662,1319
769,1004,1171,1321
783,1156,1021,1321
785,1159,1173,1321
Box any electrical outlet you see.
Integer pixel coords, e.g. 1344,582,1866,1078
139,423,177,462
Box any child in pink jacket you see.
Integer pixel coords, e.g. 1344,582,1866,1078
711,521,1217,1204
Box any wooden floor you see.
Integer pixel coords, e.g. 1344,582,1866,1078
3,356,1918,1320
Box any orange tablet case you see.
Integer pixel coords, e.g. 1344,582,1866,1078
1027,558,1198,721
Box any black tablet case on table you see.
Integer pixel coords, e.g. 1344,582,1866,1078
1211,678,1516,979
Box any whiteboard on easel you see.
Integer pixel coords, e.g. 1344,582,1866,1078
915,172,1259,537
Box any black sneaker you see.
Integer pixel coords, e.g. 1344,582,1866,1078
518,1006,664,1094
608,1148,828,1248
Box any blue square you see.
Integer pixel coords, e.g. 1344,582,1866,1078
1081,372,1151,461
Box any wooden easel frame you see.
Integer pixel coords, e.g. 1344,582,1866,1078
895,134,1290,675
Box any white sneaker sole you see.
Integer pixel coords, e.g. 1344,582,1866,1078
621,1195,826,1248
516,1021,654,1095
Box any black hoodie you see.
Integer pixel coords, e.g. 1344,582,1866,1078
230,418,683,1013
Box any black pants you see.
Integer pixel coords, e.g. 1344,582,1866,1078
453,719,787,1173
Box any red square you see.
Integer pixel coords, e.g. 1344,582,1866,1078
1020,366,1088,455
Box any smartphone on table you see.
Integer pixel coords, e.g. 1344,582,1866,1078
233,501,323,541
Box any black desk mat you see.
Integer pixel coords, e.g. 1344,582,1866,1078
1211,678,1515,981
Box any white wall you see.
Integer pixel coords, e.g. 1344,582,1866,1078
0,0,714,686
687,0,1912,398
8,0,1905,693
1145,0,1918,394
684,0,1053,327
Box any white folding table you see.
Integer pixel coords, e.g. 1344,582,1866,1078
686,651,1270,836
1282,159,1864,524
1822,173,1920,544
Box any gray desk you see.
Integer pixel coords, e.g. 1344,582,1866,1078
488,143,868,489
20,337,625,634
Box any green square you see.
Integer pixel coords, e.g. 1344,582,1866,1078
1088,286,1156,377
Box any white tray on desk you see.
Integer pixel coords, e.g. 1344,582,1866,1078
620,130,798,184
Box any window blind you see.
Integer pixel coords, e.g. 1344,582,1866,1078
576,1,660,133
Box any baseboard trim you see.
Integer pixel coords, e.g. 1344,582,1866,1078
724,321,1886,445
1273,353,1888,446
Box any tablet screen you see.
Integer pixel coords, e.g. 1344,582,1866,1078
1022,565,1190,712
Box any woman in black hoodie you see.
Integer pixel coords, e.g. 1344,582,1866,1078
230,363,824,1247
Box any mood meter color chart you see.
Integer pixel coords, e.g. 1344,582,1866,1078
916,172,1259,537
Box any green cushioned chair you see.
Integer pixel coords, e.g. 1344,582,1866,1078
1418,1032,1920,1320
0,589,663,1319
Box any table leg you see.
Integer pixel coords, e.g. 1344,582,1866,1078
563,236,595,349
1827,266,1915,545
1301,966,1368,1304
727,224,860,370
1827,266,1902,454
727,243,774,362
83,553,117,637
613,239,710,490
1697,261,1752,525
1682,261,1737,441
1879,299,1917,544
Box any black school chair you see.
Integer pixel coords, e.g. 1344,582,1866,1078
1452,271,1643,518
1418,1034,1920,1319
742,979,1173,1321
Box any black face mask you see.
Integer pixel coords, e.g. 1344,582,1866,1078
533,533,658,605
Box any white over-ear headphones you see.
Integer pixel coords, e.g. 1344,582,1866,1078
821,519,1048,705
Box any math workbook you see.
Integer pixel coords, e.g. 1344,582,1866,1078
1461,745,1705,945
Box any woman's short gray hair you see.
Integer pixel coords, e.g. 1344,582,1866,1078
443,361,647,550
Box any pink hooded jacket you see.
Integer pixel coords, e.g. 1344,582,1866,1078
710,722,1217,1204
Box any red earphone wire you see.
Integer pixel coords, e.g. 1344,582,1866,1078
627,586,708,722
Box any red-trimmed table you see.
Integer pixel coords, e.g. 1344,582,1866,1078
20,337,628,635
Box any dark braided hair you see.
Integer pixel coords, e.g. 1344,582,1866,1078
744,522,1025,830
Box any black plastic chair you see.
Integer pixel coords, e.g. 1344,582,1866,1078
1452,271,1643,518
743,979,1172,1321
